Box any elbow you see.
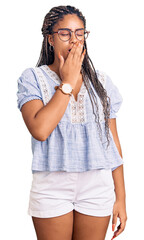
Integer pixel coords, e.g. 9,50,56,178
26,119,50,141
39,135,49,142
32,135,46,142
31,129,50,142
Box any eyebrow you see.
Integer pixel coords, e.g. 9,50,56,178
57,28,85,31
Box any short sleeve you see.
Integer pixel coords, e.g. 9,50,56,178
105,73,123,118
16,68,43,111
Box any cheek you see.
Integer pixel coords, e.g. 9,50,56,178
53,41,69,59
55,45,67,53
60,47,69,58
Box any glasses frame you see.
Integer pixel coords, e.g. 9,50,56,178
51,28,90,42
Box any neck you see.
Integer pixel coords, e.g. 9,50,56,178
48,58,61,78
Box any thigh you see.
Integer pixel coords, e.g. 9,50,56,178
32,210,74,240
72,211,111,240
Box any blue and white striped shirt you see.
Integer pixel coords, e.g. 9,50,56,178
16,65,124,174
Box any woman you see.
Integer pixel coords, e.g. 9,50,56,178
17,5,127,240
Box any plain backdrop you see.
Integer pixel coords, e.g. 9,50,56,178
1,0,144,239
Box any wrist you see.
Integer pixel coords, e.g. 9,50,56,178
115,193,126,202
55,82,74,97
61,80,75,89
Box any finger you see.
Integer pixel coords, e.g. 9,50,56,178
80,48,86,65
113,220,126,238
67,42,78,60
58,51,64,70
112,213,118,232
73,42,84,60
67,42,83,62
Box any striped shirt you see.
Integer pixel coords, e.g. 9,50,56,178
16,65,124,173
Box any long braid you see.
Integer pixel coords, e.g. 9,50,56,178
36,5,111,148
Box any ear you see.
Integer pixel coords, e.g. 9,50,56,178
48,34,54,46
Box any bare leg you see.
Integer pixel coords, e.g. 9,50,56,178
72,211,111,240
32,210,74,240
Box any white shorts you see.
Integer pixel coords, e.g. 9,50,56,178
28,169,115,218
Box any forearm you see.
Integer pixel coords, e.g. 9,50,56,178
34,88,71,141
112,164,126,201
109,119,126,201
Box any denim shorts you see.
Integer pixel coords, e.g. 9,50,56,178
27,169,115,218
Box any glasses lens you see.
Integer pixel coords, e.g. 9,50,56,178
59,30,71,41
76,30,88,40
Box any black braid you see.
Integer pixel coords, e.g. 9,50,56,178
36,5,111,148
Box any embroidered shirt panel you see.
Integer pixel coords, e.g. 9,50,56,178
34,65,106,124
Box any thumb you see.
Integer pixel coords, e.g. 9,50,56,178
58,51,64,70
112,214,117,232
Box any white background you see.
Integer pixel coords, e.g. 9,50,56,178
1,0,144,239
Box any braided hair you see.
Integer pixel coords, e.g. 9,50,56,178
36,5,111,148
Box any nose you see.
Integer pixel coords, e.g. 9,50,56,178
69,31,78,44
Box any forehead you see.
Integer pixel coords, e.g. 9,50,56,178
53,14,84,30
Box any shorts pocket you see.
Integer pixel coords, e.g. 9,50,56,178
32,171,52,185
99,169,114,188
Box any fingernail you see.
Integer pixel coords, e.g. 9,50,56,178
111,235,116,240
112,224,115,231
83,49,86,55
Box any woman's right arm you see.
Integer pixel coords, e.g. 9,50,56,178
21,41,85,141
21,87,71,141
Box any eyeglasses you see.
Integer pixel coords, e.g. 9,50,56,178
51,28,90,42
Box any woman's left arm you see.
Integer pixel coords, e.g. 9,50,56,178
109,118,127,239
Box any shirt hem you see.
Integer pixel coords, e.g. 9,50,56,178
31,162,124,173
